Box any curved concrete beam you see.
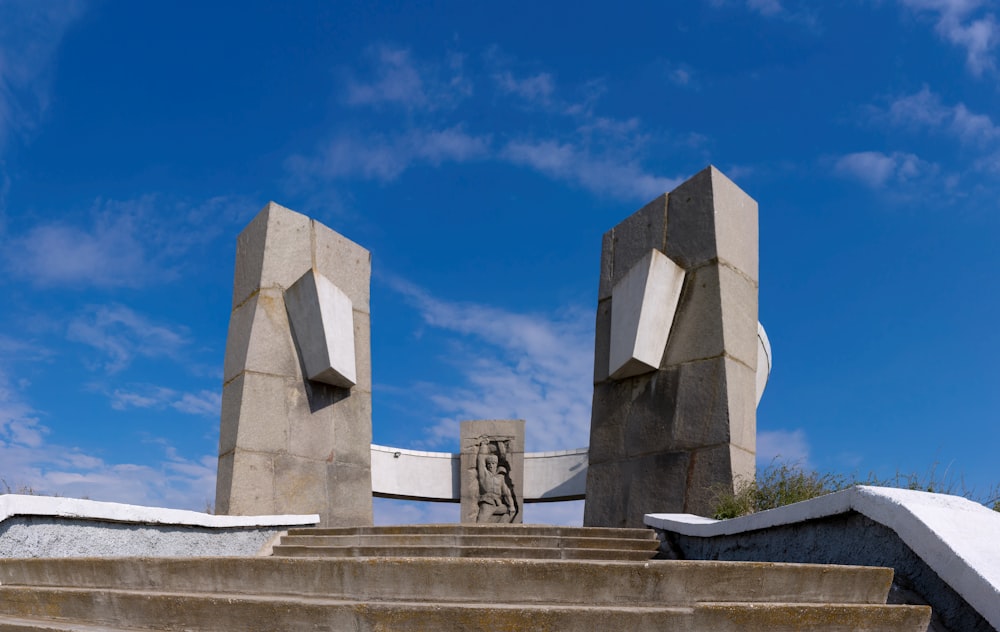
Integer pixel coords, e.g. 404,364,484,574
756,321,772,404
370,445,588,503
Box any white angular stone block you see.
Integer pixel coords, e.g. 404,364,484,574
609,249,686,380
285,269,357,388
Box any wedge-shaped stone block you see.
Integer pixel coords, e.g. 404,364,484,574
285,269,357,388
609,250,685,380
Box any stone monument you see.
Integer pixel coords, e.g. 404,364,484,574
460,420,525,524
215,202,373,526
584,166,758,527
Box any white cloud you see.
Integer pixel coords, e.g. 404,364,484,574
833,150,936,188
389,279,594,451
501,139,681,201
756,429,811,466
67,304,189,373
899,0,999,75
884,86,1000,143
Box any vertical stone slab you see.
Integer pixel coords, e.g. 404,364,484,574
584,166,758,527
460,420,525,524
216,202,373,526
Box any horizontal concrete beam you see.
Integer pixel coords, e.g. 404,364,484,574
646,485,1000,631
371,445,587,503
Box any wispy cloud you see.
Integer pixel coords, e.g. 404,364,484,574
833,150,937,188
102,384,221,417
501,139,681,201
286,126,491,184
0,1,85,149
388,278,594,451
756,428,811,466
0,370,214,509
344,45,471,110
879,86,1000,144
289,45,688,203
493,70,555,105
747,0,784,17
898,0,999,75
707,0,818,28
67,304,189,373
6,203,158,288
4,195,251,289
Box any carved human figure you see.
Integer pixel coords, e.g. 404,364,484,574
476,439,516,523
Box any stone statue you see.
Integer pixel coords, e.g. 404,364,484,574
476,438,518,523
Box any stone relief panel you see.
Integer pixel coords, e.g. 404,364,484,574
460,420,525,524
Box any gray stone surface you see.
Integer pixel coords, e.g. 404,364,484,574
460,420,525,524
655,513,990,632
0,516,282,558
217,202,373,527
585,166,758,527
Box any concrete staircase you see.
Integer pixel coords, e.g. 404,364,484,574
0,525,931,631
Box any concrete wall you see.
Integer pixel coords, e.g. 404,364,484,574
646,486,1000,632
0,495,317,558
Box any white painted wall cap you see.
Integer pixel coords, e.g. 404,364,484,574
0,494,319,529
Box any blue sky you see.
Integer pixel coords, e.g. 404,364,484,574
1,0,999,525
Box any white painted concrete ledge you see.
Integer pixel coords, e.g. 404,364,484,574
645,485,1000,630
0,494,319,529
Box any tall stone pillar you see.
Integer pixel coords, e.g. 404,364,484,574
215,202,373,526
584,166,758,527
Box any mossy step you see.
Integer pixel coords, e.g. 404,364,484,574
0,588,930,632
271,544,657,560
0,557,896,607
285,524,658,540
278,533,661,550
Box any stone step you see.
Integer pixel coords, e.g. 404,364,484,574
0,615,148,631
272,544,658,560
278,533,662,551
0,588,931,632
0,557,897,607
285,524,658,540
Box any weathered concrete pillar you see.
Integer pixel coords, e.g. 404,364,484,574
584,166,758,527
460,420,525,524
215,202,373,526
